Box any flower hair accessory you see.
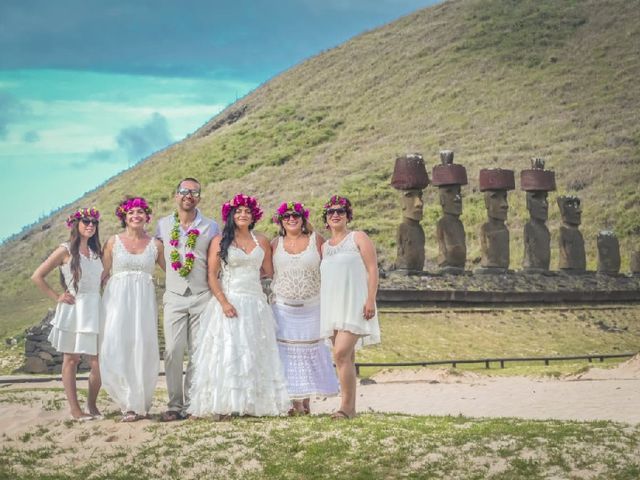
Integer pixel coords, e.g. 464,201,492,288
323,195,351,214
66,207,100,228
272,201,310,223
221,194,263,223
115,197,152,222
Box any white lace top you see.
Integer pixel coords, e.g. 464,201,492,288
272,232,321,303
112,235,157,276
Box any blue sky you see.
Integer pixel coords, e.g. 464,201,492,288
0,0,436,241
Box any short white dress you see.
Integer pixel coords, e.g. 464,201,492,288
101,236,160,415
48,243,103,355
272,233,339,399
188,233,290,417
320,231,381,346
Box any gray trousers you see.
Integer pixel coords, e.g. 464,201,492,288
163,289,211,414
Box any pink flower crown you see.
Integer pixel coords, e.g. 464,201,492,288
221,193,263,223
272,201,310,223
323,195,351,212
66,207,100,228
115,197,152,221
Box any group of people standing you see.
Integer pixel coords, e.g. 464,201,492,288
32,177,380,422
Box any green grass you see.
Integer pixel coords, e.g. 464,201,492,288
1,0,640,343
1,414,638,479
2,304,639,375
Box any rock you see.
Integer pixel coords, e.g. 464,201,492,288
23,356,48,374
38,351,53,361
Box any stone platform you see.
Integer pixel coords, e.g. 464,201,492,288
379,271,640,304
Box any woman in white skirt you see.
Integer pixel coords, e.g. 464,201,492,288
188,194,290,418
32,207,103,421
320,195,380,420
271,201,339,415
101,197,164,422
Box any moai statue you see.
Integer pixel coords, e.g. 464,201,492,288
597,231,621,275
432,150,467,274
557,196,586,272
520,158,556,273
477,168,515,273
390,153,429,273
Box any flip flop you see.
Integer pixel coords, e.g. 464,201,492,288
70,414,94,422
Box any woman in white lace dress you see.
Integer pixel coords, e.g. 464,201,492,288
188,194,290,418
320,195,380,420
31,208,103,421
271,201,339,415
101,197,165,422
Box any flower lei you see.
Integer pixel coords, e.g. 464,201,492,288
221,193,263,223
66,207,100,228
272,201,310,223
169,212,200,277
115,197,152,223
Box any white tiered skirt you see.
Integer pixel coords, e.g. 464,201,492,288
188,292,291,417
273,302,339,399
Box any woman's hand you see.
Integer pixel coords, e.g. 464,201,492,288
221,301,237,318
58,291,76,305
363,297,376,320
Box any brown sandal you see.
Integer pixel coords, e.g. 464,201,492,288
160,410,183,422
330,410,353,420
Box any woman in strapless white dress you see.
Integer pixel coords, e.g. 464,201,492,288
31,207,103,421
188,194,290,418
320,195,380,420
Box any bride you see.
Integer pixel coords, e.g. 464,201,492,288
188,194,290,417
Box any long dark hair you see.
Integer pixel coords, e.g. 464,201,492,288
60,219,102,292
218,206,256,265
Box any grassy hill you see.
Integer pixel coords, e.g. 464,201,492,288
1,0,639,337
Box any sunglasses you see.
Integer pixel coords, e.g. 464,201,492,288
326,208,347,216
282,212,302,220
80,218,99,226
177,188,201,198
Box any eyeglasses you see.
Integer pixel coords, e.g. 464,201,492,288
177,188,201,198
282,212,302,220
326,208,347,217
80,218,99,226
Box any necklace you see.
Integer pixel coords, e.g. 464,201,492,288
169,212,200,277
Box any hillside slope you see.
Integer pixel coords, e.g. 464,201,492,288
1,0,639,335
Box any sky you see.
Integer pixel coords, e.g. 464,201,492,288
0,0,437,241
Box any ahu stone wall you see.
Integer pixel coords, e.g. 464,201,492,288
23,309,91,374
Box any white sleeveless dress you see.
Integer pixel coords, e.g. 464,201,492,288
101,236,160,414
188,233,290,417
48,243,103,355
320,231,381,346
272,233,339,399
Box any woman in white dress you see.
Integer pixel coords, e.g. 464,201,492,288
31,207,103,421
271,201,339,415
320,195,380,420
101,197,165,422
188,194,290,418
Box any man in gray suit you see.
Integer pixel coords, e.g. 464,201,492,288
155,177,219,421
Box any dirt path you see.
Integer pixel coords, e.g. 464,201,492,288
1,356,639,440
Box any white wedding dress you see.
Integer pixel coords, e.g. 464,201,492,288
101,236,160,415
188,234,290,417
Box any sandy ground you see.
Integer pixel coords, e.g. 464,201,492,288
1,355,639,444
